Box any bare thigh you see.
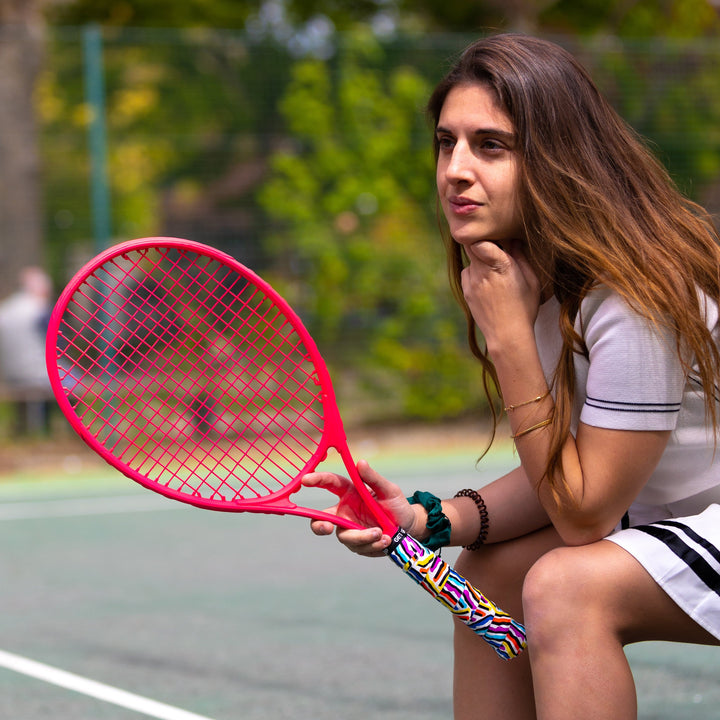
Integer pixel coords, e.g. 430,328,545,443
524,539,720,647
523,540,719,720
605,541,720,646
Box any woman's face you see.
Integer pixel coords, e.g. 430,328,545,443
435,83,523,250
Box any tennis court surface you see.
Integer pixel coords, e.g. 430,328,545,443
0,439,717,719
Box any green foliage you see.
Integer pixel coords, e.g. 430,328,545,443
584,37,720,198
46,0,720,37
39,27,292,271
258,32,481,421
284,0,393,28
542,0,720,36
36,17,720,425
45,0,256,28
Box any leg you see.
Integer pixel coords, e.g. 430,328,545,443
453,525,563,720
523,540,720,720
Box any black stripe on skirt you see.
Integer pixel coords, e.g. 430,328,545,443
634,523,720,596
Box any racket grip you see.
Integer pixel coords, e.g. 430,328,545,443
384,528,527,660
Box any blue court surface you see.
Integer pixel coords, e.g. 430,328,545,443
0,437,717,719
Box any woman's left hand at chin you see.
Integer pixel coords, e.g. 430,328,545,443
461,238,542,343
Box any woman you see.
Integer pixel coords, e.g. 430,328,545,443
303,34,720,719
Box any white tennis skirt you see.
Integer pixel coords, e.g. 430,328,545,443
607,501,720,640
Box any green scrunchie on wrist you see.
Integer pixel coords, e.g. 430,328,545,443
407,490,451,550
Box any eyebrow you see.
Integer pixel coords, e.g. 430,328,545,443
435,125,516,142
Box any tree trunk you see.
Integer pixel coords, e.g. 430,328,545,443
0,0,44,299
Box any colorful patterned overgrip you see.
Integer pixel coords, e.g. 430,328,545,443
385,529,527,660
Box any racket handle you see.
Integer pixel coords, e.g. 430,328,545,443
385,529,527,660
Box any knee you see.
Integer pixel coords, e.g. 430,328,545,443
453,528,566,629
522,546,603,648
523,546,577,606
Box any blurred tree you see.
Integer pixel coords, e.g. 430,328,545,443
584,37,720,207
45,0,720,37
258,31,481,421
38,26,294,273
35,0,719,425
287,0,720,34
46,0,256,28
272,0,533,32
543,0,720,35
0,0,45,298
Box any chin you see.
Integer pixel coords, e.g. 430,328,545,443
452,233,507,250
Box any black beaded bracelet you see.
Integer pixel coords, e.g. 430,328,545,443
454,488,489,550
406,490,451,550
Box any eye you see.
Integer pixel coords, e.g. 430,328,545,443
436,134,455,152
480,138,506,152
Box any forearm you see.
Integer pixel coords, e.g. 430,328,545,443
488,330,600,539
409,466,551,547
488,331,669,544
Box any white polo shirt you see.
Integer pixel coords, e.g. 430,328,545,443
534,286,720,509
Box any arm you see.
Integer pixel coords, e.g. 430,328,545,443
463,241,673,545
303,461,551,555
442,465,551,546
485,313,670,544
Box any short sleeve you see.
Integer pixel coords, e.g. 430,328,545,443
578,288,685,431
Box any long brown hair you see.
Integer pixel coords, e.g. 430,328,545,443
428,34,720,500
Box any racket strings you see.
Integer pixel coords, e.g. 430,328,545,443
66,307,315,498
55,245,327,502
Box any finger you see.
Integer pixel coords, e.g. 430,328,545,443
336,525,391,556
506,241,542,294
355,459,401,500
467,240,508,265
506,240,531,271
302,471,349,497
309,518,337,536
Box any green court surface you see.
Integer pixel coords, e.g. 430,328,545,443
0,441,717,719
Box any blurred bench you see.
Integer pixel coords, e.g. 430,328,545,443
0,383,55,435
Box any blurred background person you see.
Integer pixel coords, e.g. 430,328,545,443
0,266,53,435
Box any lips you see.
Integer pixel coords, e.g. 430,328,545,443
448,196,483,215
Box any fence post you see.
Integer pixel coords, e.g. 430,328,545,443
83,23,111,252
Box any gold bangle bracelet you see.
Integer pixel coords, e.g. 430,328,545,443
504,390,550,412
511,417,553,440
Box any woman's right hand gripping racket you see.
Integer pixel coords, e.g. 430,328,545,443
46,237,526,660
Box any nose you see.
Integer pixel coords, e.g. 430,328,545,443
443,141,474,185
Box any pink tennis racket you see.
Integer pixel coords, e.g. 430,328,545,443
46,237,525,659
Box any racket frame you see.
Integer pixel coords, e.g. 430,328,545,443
46,237,396,533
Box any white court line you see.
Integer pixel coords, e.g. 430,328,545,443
0,649,216,720
0,495,183,520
